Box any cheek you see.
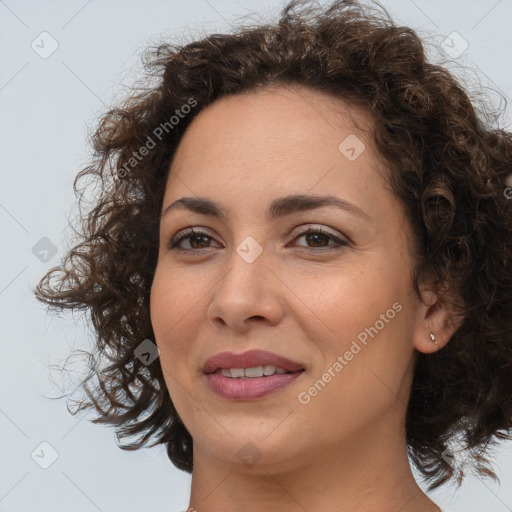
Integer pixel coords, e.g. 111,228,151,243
149,276,194,422
150,273,210,440
150,266,194,377
150,263,202,338
294,307,415,444
298,258,404,337
297,257,415,389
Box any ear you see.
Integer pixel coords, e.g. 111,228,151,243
413,285,464,353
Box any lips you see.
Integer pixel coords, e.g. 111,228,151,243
202,349,304,374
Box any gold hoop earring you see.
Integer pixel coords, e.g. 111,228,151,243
430,332,439,351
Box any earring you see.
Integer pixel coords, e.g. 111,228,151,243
430,332,439,351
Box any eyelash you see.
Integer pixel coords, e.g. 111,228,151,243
167,225,348,254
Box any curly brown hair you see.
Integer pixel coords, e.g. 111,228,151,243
34,0,512,491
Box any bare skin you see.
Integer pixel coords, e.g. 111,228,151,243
150,84,460,512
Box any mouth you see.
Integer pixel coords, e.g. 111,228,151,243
211,365,301,378
202,349,305,400
202,348,305,374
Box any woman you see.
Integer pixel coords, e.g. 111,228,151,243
35,1,512,510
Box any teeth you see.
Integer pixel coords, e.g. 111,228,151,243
245,366,264,378
263,364,276,375
229,368,246,378
217,365,291,378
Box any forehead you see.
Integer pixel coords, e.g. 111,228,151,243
162,85,392,222
173,85,376,163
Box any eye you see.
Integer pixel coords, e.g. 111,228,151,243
288,225,348,251
168,227,219,253
167,224,349,254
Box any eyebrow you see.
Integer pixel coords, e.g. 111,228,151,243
161,194,371,222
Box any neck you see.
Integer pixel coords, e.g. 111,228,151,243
187,420,441,512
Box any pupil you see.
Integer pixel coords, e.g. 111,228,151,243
191,235,209,248
307,233,327,247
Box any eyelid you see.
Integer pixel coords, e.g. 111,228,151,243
289,223,345,241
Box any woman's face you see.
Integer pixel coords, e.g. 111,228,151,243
150,85,430,472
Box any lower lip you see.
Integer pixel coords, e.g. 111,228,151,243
205,371,304,400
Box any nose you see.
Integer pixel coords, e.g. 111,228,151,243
207,243,285,333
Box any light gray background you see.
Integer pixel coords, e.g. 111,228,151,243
1,1,511,511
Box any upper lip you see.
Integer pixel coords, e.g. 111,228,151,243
202,349,304,374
